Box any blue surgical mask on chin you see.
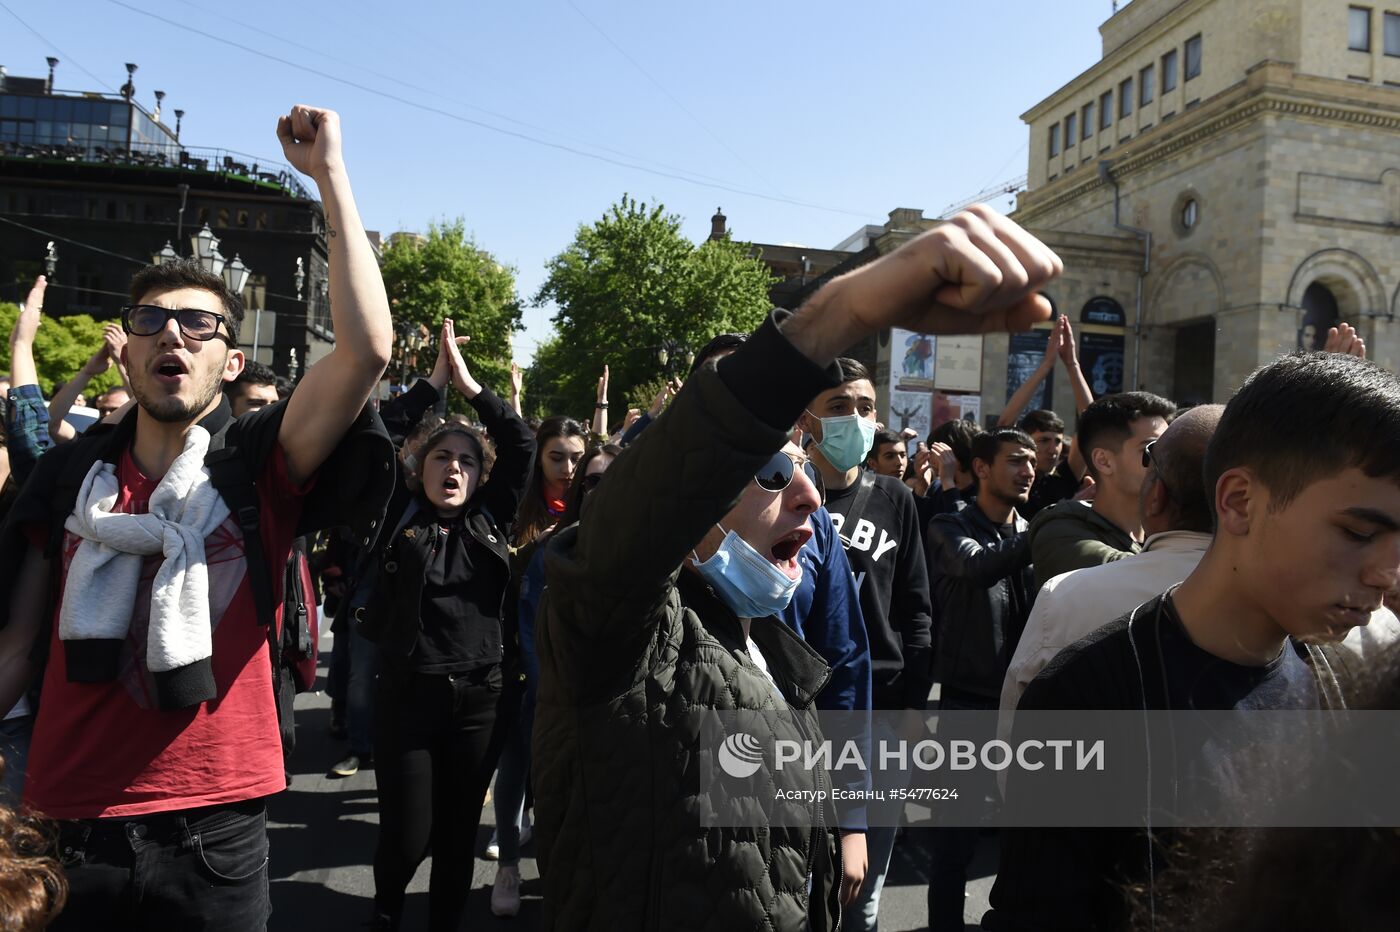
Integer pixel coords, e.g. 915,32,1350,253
811,411,877,472
692,526,801,618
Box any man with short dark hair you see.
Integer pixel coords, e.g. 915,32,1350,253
0,105,394,929
907,418,982,528
1000,404,1224,734
865,428,908,479
225,360,281,417
924,427,1038,931
535,205,1063,931
1029,391,1175,588
799,356,934,929
1016,408,1079,518
985,352,1400,931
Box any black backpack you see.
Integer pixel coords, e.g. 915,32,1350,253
42,408,316,756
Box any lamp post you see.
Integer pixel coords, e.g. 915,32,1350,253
44,241,58,278
152,241,179,265
657,338,693,378
191,223,224,278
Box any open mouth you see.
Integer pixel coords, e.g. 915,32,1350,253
768,525,813,580
442,476,461,495
153,356,189,384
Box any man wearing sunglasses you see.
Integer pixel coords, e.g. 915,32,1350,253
0,105,393,930
998,404,1223,740
533,204,1062,932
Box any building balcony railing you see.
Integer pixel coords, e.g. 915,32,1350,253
0,137,313,200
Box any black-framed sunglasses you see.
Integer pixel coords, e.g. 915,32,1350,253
754,450,820,494
1142,439,1176,500
121,304,234,345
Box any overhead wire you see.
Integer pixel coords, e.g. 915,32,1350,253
0,1,120,93
166,0,750,191
103,0,870,218
0,214,334,315
565,0,789,198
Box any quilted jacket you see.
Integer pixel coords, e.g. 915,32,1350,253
534,314,846,932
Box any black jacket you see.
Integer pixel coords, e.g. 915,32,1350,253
533,313,845,932
925,503,1034,700
358,385,534,661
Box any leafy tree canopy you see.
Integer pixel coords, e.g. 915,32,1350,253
0,303,125,397
525,196,775,421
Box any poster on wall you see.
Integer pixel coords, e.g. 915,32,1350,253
891,329,936,385
934,335,983,392
887,328,936,438
1078,331,1126,397
931,392,981,430
1006,330,1054,412
889,390,933,438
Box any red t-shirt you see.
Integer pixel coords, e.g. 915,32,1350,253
23,443,311,819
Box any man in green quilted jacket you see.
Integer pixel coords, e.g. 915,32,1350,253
534,204,1064,931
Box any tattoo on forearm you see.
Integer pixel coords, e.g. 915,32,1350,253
328,227,337,238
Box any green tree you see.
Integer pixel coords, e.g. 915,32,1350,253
0,303,125,397
527,196,776,420
379,220,522,408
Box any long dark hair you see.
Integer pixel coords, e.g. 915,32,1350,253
513,415,588,549
559,443,621,529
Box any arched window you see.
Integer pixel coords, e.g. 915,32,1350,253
1299,282,1340,351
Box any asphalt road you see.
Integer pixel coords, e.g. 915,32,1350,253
267,635,997,931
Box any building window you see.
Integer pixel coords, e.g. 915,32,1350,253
1081,102,1095,139
1181,198,1198,230
1185,34,1203,79
1119,78,1134,117
1162,49,1179,92
1064,112,1077,149
1100,91,1113,130
1048,122,1061,158
1385,11,1400,55
1349,6,1372,51
237,209,250,228
217,207,230,227
1140,64,1155,105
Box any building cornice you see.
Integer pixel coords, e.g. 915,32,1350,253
1016,76,1400,224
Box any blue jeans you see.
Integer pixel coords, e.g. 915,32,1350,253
927,695,999,932
0,713,33,805
51,800,270,931
493,687,535,866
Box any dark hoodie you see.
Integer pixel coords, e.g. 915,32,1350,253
1027,499,1139,590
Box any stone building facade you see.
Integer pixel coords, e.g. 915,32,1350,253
1012,0,1400,412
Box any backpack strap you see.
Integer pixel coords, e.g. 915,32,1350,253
836,470,878,553
203,426,293,761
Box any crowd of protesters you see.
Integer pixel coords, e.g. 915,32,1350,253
0,105,1397,932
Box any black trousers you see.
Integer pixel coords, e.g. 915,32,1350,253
372,664,505,930
52,799,270,931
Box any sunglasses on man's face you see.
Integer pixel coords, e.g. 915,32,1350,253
121,304,234,345
754,450,820,494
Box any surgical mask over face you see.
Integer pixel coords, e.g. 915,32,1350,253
809,411,877,472
692,526,801,618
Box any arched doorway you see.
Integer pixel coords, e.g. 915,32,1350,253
1299,282,1340,351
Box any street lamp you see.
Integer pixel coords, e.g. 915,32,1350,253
152,241,179,265
224,253,250,297
294,257,305,301
657,339,693,376
44,241,58,277
191,223,224,278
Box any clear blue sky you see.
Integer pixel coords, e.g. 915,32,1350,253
2,0,1113,363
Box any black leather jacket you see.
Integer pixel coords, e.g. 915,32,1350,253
926,503,1034,700
357,386,534,661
